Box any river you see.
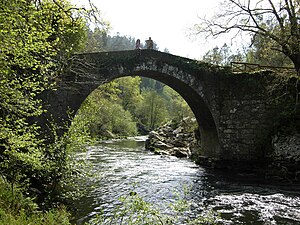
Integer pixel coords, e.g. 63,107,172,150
73,136,300,225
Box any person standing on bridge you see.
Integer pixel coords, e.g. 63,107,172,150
135,39,141,49
146,37,153,49
135,39,141,56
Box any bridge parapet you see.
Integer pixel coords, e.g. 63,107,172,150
231,61,296,74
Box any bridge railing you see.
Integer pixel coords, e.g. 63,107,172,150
231,62,296,74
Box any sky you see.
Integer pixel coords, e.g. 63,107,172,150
72,0,223,59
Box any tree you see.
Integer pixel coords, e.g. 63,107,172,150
203,44,230,65
194,0,300,74
84,32,137,52
162,86,195,122
85,28,108,52
246,32,293,66
73,79,139,138
202,43,245,65
136,90,169,130
0,0,92,207
116,77,143,113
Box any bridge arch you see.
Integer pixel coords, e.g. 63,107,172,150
66,50,221,157
44,50,221,157
41,49,284,165
94,71,220,157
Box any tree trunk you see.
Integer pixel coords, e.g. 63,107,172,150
286,53,300,113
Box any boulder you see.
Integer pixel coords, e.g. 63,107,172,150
153,141,174,150
173,147,189,158
171,139,187,147
148,131,163,141
145,118,199,159
267,132,300,182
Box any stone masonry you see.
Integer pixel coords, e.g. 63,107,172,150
39,49,299,167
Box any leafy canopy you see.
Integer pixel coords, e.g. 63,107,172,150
0,0,89,206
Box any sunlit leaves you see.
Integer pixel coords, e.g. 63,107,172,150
136,89,169,130
87,190,219,225
0,0,89,208
74,86,138,138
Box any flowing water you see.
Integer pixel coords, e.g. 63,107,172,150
73,136,300,225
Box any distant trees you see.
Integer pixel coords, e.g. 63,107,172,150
85,30,136,52
246,32,293,67
74,78,139,138
202,44,245,65
74,75,195,138
162,86,195,121
84,29,160,52
135,89,169,130
194,0,300,74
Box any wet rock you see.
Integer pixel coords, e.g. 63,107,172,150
145,117,198,159
153,141,173,150
173,147,189,158
173,127,183,135
154,149,171,156
267,132,300,182
148,131,163,141
171,139,186,147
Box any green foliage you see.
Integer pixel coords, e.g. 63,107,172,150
140,77,164,93
105,33,136,51
0,176,71,225
162,86,195,122
0,0,56,182
0,206,71,225
136,84,195,130
117,76,143,112
85,28,109,52
202,38,293,69
136,89,169,130
0,0,88,175
202,44,245,65
32,119,96,209
0,0,93,217
246,33,293,67
73,78,139,139
86,188,219,225
85,31,136,52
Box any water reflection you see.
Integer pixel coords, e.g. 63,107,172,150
74,137,300,225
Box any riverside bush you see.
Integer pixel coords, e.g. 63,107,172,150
86,189,219,225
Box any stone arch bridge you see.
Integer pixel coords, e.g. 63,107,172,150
41,49,294,167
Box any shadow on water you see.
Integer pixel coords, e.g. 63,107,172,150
72,137,300,225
